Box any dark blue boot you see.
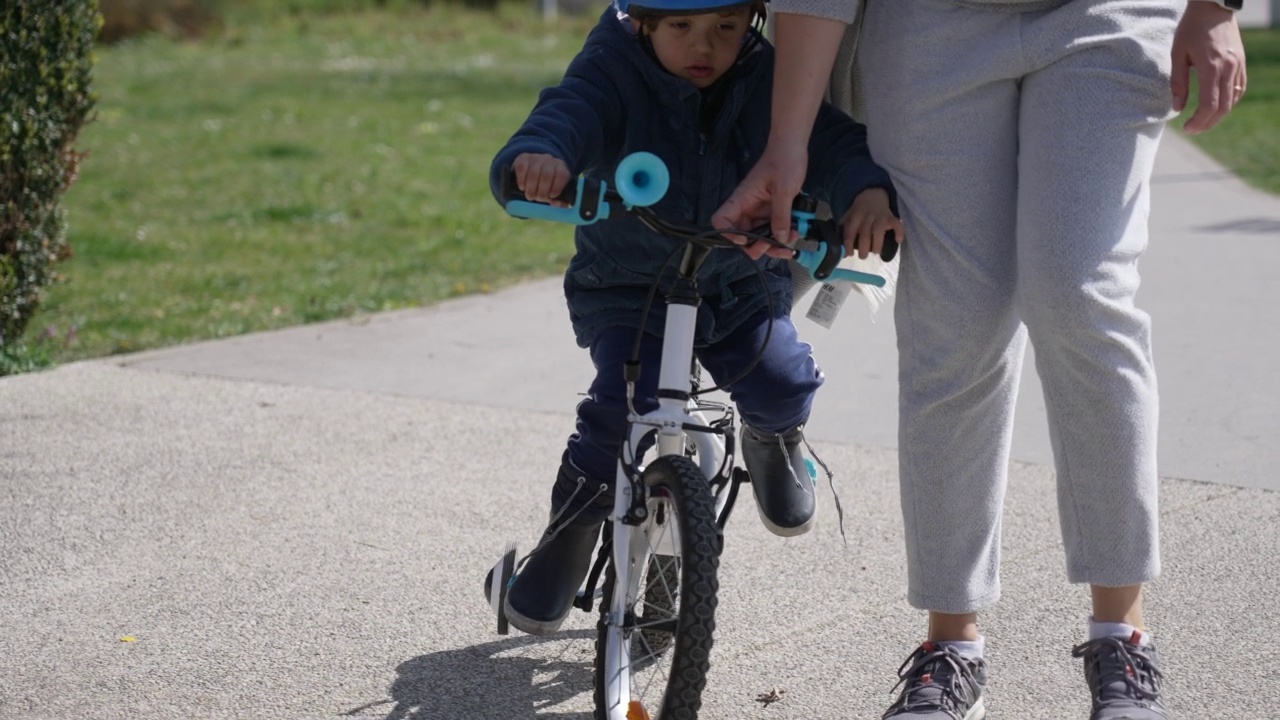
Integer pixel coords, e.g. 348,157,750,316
740,424,815,536
484,459,611,635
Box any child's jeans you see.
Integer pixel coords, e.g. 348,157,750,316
556,310,823,520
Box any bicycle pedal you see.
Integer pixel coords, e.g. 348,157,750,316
487,543,517,635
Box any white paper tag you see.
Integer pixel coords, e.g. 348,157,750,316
805,282,851,329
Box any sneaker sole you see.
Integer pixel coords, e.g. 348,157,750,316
963,696,986,720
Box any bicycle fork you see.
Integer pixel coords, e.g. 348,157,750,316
603,249,707,720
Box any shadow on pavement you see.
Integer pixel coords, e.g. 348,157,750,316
1196,216,1280,234
1151,169,1238,184
342,630,597,719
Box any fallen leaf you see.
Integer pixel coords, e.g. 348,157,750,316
754,687,785,707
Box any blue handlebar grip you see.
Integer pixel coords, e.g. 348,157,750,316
505,200,592,224
504,177,612,226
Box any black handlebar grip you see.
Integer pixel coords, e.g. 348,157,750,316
498,166,578,205
881,230,899,262
809,218,899,263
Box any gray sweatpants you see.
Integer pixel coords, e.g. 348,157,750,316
853,0,1180,613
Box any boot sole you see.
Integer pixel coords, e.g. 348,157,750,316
503,596,571,636
754,502,814,537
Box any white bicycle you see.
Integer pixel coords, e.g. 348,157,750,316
485,152,896,720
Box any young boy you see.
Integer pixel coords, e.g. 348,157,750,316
487,0,902,636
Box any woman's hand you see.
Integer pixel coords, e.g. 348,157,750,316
1172,2,1247,134
712,140,809,259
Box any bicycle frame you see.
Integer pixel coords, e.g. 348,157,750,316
602,243,718,719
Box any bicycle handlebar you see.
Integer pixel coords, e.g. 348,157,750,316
498,153,898,287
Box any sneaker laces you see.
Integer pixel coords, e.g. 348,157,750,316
1072,635,1165,708
887,643,982,720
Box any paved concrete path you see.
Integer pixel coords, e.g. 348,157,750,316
2,133,1277,719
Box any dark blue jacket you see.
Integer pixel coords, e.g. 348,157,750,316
491,9,895,348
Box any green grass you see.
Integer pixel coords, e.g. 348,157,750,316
25,3,594,363
16,15,1280,369
1178,28,1280,194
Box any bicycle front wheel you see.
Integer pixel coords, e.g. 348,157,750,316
594,455,721,720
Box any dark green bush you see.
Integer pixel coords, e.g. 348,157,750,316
0,1,99,371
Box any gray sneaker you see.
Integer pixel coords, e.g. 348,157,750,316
883,642,988,720
1072,633,1169,719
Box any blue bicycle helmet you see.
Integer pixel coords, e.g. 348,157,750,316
620,0,764,19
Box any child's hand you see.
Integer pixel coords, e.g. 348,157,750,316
841,188,904,260
513,153,572,208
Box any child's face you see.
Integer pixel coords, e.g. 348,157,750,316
641,9,752,89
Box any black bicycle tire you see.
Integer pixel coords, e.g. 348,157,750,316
593,455,722,720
